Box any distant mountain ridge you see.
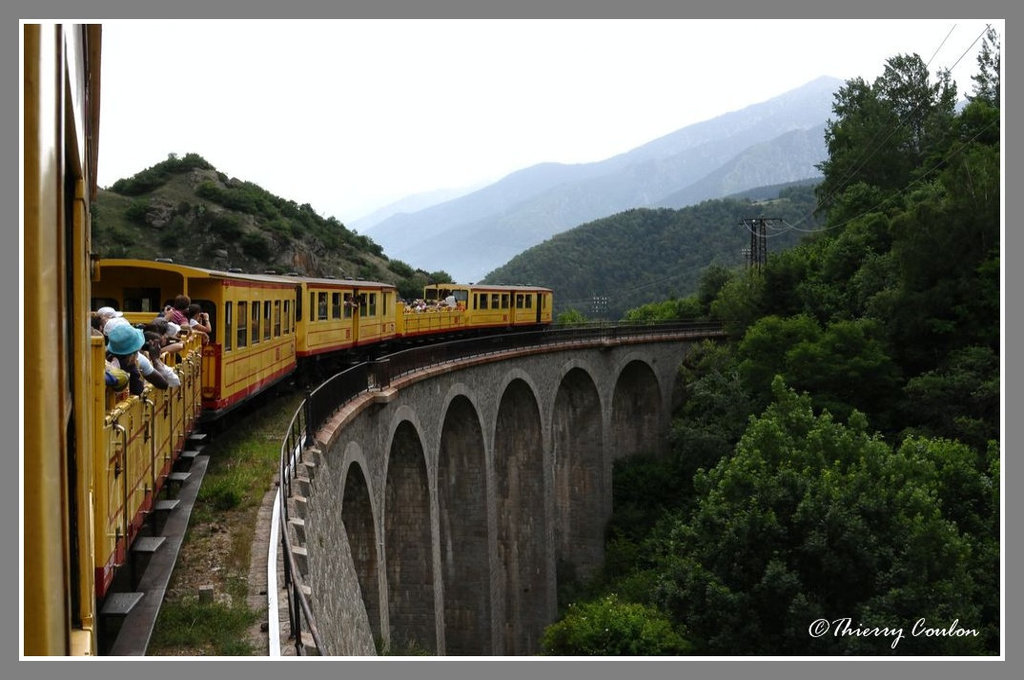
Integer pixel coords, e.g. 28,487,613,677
656,125,827,209
366,75,842,282
348,183,483,232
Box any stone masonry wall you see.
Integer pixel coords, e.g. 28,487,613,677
295,339,696,655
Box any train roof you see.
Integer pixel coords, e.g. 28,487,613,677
96,258,397,289
426,282,554,293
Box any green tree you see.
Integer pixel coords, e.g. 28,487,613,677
670,340,754,488
901,345,999,450
124,198,150,225
387,259,415,278
737,314,900,424
970,27,1001,107
736,314,820,401
241,232,272,260
623,296,701,322
816,54,957,209
556,308,588,326
708,273,765,338
541,594,690,655
785,318,900,423
697,264,734,314
653,378,998,655
882,135,999,375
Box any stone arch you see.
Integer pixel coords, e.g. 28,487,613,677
383,420,435,653
494,378,547,655
437,394,490,655
552,366,604,585
611,359,663,460
340,454,381,644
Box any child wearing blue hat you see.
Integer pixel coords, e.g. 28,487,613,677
106,323,168,395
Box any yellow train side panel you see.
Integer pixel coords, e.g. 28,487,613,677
23,24,75,656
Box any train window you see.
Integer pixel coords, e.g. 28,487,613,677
251,300,261,344
264,301,272,340
317,292,328,321
525,294,533,309
478,294,487,310
122,287,162,313
236,302,247,348
501,294,509,309
369,293,377,316
359,293,368,316
343,293,354,319
274,300,282,337
225,302,233,351
195,300,216,343
516,294,524,309
491,293,500,308
332,292,341,319
283,300,291,334
382,292,388,317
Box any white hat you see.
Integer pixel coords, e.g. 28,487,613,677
103,317,131,332
165,322,182,337
97,306,123,318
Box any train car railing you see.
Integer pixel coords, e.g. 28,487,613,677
274,319,723,655
95,332,204,604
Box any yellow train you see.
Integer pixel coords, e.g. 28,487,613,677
92,260,554,417
22,23,553,656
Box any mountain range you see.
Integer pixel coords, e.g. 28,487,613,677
362,75,843,283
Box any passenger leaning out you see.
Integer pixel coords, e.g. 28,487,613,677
144,318,185,356
95,305,124,334
164,294,190,326
105,321,168,395
143,331,181,388
185,303,211,344
90,312,106,337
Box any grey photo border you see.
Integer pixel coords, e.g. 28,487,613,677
6,2,1015,680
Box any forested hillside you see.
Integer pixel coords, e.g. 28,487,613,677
542,34,1001,656
90,154,451,300
483,181,820,320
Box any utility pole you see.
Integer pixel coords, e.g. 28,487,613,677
740,217,781,271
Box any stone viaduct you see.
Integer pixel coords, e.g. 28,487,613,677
285,330,720,656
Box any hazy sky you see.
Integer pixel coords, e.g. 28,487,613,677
96,19,999,225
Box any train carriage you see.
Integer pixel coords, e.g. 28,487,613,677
418,283,553,331
298,277,398,356
92,259,300,419
93,332,204,601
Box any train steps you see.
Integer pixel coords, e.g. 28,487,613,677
101,439,210,656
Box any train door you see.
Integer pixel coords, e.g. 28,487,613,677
345,289,358,345
356,290,379,345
